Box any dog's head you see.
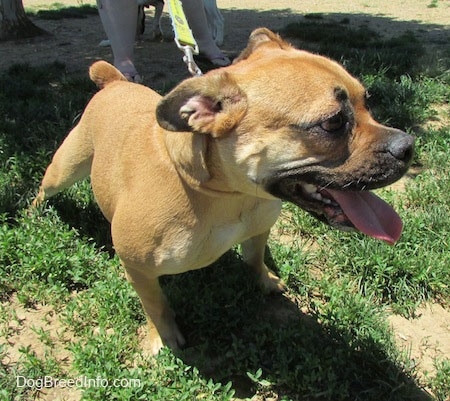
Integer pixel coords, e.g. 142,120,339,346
157,28,414,244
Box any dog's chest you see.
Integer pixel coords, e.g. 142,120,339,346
205,196,279,241
154,198,281,274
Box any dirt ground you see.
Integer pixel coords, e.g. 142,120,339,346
2,0,450,85
1,1,449,400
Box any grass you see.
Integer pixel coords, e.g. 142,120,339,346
1,10,449,401
24,3,98,19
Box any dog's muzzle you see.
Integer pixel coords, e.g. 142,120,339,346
265,131,415,244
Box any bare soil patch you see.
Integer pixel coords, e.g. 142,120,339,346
0,294,81,401
2,0,448,88
389,304,450,380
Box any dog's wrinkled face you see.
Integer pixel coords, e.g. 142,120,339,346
157,28,414,244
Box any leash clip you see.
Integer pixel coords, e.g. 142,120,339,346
175,38,202,77
168,0,202,77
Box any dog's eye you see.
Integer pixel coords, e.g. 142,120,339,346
320,112,345,132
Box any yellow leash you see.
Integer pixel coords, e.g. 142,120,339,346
167,0,202,76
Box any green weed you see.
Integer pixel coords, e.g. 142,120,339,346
429,359,450,401
26,5,98,20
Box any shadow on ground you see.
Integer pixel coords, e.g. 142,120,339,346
163,252,432,400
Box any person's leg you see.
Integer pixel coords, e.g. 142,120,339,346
97,0,142,82
182,0,230,66
203,0,224,46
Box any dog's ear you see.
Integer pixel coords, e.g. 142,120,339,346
156,72,247,138
233,28,293,63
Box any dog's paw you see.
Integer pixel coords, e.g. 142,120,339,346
144,323,186,356
161,327,186,353
259,268,286,294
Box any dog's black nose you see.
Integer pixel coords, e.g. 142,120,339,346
388,131,415,162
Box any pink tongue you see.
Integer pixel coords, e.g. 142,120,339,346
326,189,403,244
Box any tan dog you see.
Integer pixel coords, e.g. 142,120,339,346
34,28,414,355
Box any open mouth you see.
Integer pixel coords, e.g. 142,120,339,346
277,181,403,244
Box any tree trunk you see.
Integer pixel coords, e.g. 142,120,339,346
0,0,46,41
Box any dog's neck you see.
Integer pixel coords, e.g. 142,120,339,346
163,130,242,198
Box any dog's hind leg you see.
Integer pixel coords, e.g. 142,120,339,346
33,125,93,206
241,231,285,293
125,265,185,355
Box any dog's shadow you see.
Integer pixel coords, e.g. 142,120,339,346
50,197,430,400
161,250,432,401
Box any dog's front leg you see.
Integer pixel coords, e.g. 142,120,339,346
125,266,185,355
241,231,285,293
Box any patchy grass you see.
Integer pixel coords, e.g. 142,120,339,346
25,4,98,19
0,12,449,401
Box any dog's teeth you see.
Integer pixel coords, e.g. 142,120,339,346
311,193,323,201
303,183,317,194
312,192,335,205
300,183,337,205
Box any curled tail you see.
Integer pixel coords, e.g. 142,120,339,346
89,61,128,89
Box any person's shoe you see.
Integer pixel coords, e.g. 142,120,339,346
195,53,231,67
122,72,143,84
